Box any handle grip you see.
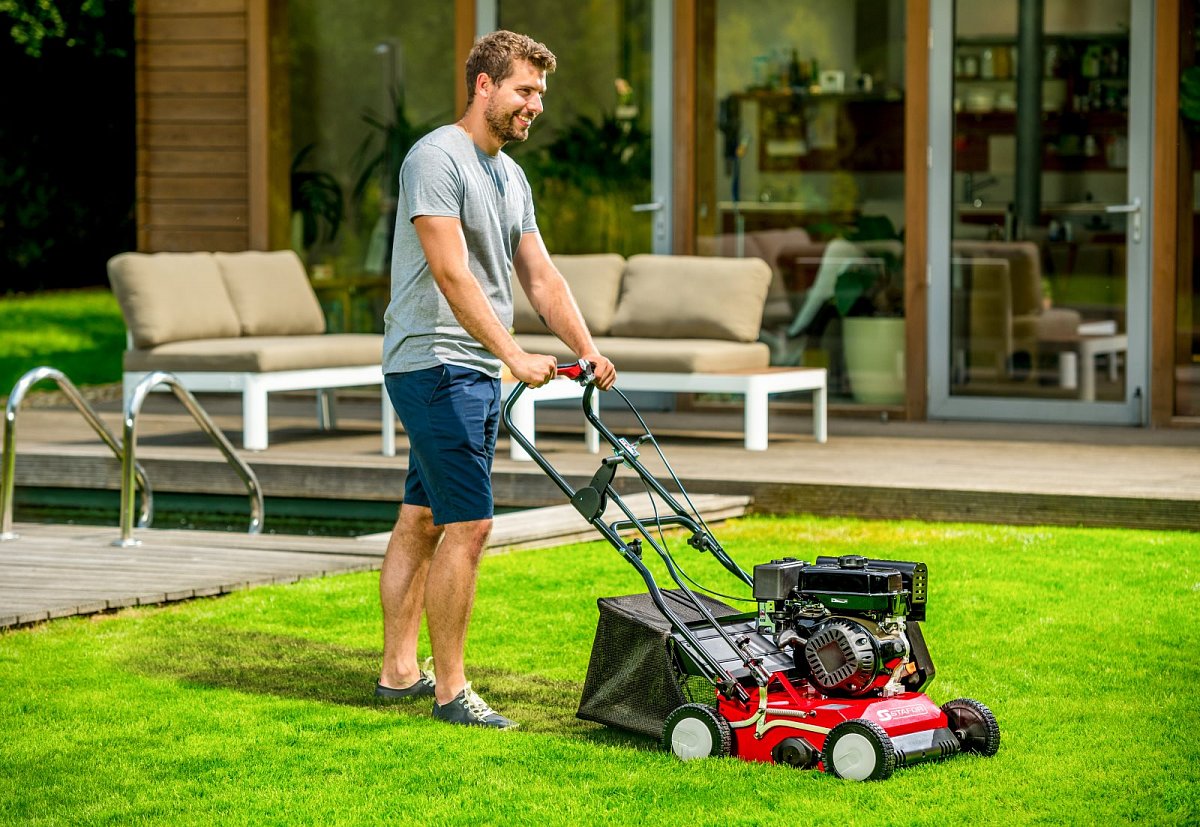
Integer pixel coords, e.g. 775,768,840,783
556,359,594,384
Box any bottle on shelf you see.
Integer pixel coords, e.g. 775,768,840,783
788,49,805,92
980,47,995,79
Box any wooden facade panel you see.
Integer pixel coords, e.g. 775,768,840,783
139,95,246,123
143,202,248,228
141,0,246,15
141,69,246,95
141,42,246,70
135,0,254,254
139,14,246,42
138,175,248,202
138,149,248,176
141,229,249,252
142,122,247,149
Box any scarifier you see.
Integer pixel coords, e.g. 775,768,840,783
502,361,999,781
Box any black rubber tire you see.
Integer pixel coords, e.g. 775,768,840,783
941,697,1001,757
662,703,733,761
822,719,896,781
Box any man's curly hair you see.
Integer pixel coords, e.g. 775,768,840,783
465,30,557,106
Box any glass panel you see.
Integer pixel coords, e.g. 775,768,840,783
1180,4,1200,417
697,0,908,405
288,2,454,330
498,1,655,256
950,1,1130,403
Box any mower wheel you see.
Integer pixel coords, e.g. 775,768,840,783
822,719,895,781
941,698,1001,757
662,704,732,761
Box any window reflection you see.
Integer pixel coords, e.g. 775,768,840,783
287,1,453,329
498,1,655,257
698,0,908,405
950,1,1131,403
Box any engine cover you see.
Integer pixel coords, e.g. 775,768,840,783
801,618,901,697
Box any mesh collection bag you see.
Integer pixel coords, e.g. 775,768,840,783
576,590,736,738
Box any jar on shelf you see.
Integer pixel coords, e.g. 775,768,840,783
961,51,979,79
980,47,995,79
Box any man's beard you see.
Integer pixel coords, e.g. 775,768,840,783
485,99,531,145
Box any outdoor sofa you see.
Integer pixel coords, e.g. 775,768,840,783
498,253,828,458
107,250,391,452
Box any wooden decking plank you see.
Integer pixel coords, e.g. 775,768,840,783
0,490,754,629
0,523,389,629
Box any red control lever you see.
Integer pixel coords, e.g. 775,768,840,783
556,359,594,383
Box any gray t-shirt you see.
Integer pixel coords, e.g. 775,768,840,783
383,124,538,378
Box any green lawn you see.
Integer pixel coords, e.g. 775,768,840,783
0,289,125,396
2,515,1197,825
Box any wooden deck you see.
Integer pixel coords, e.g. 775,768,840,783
0,524,382,627
2,388,1197,627
0,493,749,629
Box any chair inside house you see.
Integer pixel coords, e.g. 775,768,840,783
950,240,1082,387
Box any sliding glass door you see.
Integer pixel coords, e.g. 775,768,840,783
928,0,1152,423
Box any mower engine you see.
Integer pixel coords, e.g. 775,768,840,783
753,554,934,699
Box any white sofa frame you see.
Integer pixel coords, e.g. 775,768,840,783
123,337,392,454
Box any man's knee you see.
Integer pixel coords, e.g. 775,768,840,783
396,505,444,546
443,518,493,559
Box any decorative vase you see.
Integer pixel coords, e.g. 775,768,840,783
843,317,906,404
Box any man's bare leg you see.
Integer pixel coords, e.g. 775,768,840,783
378,504,443,689
424,518,493,704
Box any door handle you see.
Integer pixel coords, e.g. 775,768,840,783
631,202,663,213
1105,197,1141,243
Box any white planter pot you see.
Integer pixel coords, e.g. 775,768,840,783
843,317,906,404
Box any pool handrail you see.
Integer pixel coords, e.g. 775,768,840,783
118,371,263,546
2,366,153,541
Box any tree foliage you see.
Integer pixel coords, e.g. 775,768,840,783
1,0,134,291
1,0,129,58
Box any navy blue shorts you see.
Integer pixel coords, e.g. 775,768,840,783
385,364,501,526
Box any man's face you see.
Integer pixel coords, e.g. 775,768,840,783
483,59,546,145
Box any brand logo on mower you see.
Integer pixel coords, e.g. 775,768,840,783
876,704,927,722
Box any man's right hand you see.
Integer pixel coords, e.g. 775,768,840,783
507,352,558,387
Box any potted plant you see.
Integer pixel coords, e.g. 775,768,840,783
351,86,440,274
832,241,906,405
290,143,343,270
1181,66,1200,129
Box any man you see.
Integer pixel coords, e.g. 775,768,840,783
375,30,616,730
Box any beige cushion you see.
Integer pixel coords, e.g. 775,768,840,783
215,251,327,336
511,253,626,336
609,255,771,343
695,233,765,262
108,252,242,348
515,334,770,373
123,334,383,373
1019,309,1083,344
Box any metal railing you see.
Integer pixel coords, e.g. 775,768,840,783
118,371,263,546
2,366,152,541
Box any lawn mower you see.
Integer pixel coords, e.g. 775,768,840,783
501,361,1000,781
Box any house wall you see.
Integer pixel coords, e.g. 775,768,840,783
130,0,1190,425
135,0,259,252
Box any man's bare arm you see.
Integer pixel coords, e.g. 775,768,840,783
414,215,556,386
513,232,616,390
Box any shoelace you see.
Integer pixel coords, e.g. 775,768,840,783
419,656,436,686
461,683,497,720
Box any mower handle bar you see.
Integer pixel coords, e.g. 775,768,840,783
500,361,758,701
